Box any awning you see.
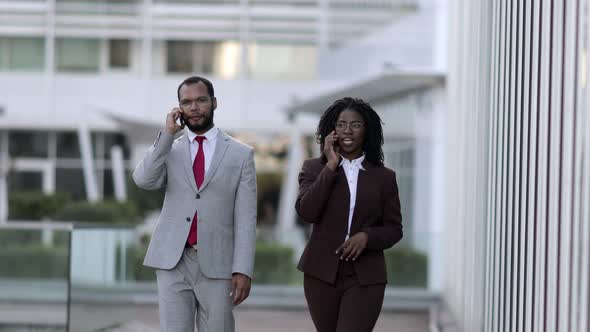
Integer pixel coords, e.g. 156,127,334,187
286,69,445,114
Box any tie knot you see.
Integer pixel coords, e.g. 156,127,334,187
194,136,206,144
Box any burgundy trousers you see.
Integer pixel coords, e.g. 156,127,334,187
303,260,386,332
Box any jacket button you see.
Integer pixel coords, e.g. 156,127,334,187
196,194,200,199
186,217,191,222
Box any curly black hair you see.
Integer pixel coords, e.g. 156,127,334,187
315,97,384,167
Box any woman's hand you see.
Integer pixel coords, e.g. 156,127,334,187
323,130,340,171
335,232,368,261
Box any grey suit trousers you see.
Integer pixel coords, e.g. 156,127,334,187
156,248,235,332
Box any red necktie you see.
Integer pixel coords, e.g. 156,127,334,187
187,136,206,245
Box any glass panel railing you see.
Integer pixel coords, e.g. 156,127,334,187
0,222,71,332
68,225,155,332
56,223,432,330
259,226,432,290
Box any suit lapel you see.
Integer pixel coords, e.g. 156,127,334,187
181,132,200,194
198,130,230,193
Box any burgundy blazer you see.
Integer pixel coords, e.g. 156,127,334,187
295,157,403,286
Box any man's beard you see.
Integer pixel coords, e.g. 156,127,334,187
183,107,214,132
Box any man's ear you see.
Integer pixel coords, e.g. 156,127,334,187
212,97,217,111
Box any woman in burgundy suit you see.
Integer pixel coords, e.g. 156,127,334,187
295,97,403,332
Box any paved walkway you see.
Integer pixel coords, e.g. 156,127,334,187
111,307,430,332
0,280,434,332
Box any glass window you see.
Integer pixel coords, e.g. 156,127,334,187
56,168,86,200
166,40,239,78
248,43,316,79
10,38,45,70
103,169,114,199
56,38,100,72
166,41,193,73
109,39,130,69
384,143,415,247
104,133,130,160
56,0,140,14
0,38,45,71
0,38,7,70
8,131,49,158
56,132,81,159
193,42,217,74
155,0,238,3
8,171,43,192
92,132,104,160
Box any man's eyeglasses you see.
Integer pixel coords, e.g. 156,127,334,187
180,97,211,111
335,121,364,131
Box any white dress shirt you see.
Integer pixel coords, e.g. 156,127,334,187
187,126,218,175
339,154,366,241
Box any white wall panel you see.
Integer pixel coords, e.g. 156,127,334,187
446,0,590,330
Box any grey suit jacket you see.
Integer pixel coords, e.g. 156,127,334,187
133,129,257,279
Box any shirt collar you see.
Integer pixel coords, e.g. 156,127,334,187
339,154,366,171
187,126,218,143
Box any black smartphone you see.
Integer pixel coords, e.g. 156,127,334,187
177,110,185,127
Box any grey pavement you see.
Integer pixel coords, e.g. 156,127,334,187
0,280,436,332
85,305,431,332
0,303,430,332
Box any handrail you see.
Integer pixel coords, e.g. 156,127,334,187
0,221,137,230
0,221,73,231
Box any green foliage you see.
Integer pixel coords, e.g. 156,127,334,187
253,242,297,284
256,172,283,225
256,172,283,195
0,245,68,279
0,229,70,248
126,173,165,218
385,247,428,287
116,241,155,281
8,191,70,220
52,200,141,224
9,190,142,224
119,240,299,284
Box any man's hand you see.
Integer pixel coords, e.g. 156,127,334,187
165,107,185,134
230,273,251,306
335,232,368,261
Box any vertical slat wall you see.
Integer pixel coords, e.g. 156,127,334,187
446,0,590,330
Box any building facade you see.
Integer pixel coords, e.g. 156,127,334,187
0,0,421,219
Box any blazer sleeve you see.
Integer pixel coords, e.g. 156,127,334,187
295,159,339,223
362,171,403,251
232,148,257,279
132,130,173,190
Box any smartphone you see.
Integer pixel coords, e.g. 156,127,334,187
176,111,185,127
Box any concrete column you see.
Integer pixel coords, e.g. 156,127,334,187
0,131,8,223
111,145,127,202
275,119,307,259
78,125,99,202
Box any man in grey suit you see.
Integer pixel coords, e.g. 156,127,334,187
133,76,257,332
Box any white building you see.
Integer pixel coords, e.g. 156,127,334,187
0,0,422,202
0,0,447,289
